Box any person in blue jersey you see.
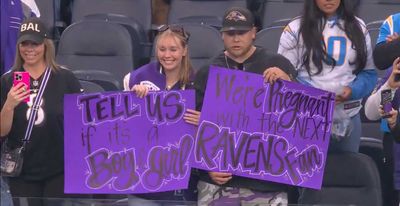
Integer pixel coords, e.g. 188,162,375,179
365,12,400,206
123,24,199,205
278,0,377,154
1,18,82,206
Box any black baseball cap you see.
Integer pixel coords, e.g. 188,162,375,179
221,7,254,32
17,17,48,44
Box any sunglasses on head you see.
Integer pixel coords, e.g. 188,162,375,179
158,24,190,42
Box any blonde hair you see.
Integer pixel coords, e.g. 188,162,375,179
155,28,193,87
12,38,60,72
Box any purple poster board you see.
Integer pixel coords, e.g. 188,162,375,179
64,90,196,194
192,66,335,189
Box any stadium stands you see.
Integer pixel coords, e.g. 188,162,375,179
298,152,382,206
168,0,247,29
261,0,303,28
56,21,133,90
255,25,285,53
71,0,152,39
79,80,105,93
179,23,224,72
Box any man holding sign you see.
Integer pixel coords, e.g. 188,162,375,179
194,7,297,205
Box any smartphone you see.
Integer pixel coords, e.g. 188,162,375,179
13,72,30,102
381,89,392,118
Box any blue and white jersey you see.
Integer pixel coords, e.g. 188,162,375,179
377,13,400,44
278,17,376,116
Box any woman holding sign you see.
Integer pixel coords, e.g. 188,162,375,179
0,18,82,206
123,24,200,204
278,0,377,153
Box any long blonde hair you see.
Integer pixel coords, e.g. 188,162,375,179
155,27,193,86
12,38,60,71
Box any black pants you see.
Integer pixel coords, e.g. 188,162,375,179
9,173,84,206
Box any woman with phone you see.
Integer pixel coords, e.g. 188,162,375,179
365,57,400,136
0,17,82,206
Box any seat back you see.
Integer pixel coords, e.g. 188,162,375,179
71,0,152,37
299,152,382,206
182,23,224,73
358,2,400,24
151,23,224,74
57,21,133,89
262,0,302,28
168,0,247,29
255,26,285,53
34,0,58,39
79,80,105,93
83,13,151,68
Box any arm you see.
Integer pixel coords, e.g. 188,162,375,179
263,54,297,83
349,28,378,100
349,69,378,100
123,73,130,91
365,58,400,120
277,24,301,72
364,81,395,120
1,82,30,137
373,38,400,70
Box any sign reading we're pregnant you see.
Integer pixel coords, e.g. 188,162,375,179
64,90,196,194
192,66,335,189
64,67,335,194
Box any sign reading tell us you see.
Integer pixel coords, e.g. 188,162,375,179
192,66,335,189
64,90,196,194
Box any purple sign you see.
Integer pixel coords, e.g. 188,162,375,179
64,90,196,194
192,66,335,189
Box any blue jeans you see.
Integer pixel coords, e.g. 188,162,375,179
1,176,14,206
328,113,361,153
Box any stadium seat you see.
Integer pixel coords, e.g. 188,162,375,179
261,0,303,29
83,13,152,69
79,80,105,93
35,0,61,41
71,0,152,39
181,23,224,73
254,26,285,53
168,0,247,29
73,70,121,91
298,152,382,206
151,23,224,74
358,1,400,24
56,21,133,90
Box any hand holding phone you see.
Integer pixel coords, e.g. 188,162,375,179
13,72,30,102
381,89,393,118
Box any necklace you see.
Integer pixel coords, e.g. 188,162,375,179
224,54,245,71
32,79,41,93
